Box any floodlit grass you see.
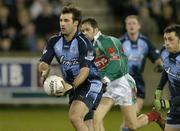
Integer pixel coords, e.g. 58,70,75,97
0,105,165,131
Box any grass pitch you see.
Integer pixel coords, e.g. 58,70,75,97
0,105,164,131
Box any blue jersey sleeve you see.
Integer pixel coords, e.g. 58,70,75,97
157,69,168,90
146,39,160,63
40,36,59,64
77,35,95,69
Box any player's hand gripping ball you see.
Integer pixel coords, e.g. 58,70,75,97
43,75,65,96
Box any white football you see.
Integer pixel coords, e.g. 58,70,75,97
43,75,64,96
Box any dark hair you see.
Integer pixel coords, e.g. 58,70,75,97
125,15,140,23
164,24,180,38
61,5,82,26
81,18,99,29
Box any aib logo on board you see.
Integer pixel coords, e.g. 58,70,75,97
0,63,31,87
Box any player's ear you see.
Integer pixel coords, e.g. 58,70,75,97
94,27,99,34
74,21,78,26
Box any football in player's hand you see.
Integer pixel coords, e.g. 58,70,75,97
43,75,65,96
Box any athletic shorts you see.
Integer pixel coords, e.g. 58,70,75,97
84,110,94,121
133,76,145,99
69,79,103,112
166,106,180,126
103,73,137,106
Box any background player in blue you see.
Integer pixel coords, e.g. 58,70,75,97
154,24,180,131
38,5,103,131
120,15,163,114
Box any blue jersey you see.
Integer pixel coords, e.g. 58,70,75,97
161,49,180,121
40,31,100,83
161,49,180,99
120,33,160,75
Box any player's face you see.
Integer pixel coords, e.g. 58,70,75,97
60,13,76,35
125,18,140,35
81,23,96,41
164,32,180,53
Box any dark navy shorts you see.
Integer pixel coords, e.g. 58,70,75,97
134,77,145,99
69,79,103,120
166,106,180,125
84,110,94,121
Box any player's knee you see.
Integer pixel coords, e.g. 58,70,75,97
68,113,75,123
68,112,81,124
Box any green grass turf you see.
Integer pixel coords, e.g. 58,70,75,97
0,105,165,131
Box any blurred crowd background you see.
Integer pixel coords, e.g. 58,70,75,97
0,0,179,53
108,0,179,43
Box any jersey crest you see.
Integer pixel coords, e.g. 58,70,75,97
85,51,94,61
95,55,108,69
107,47,115,54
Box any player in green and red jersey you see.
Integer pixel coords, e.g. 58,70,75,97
94,33,128,81
81,18,164,131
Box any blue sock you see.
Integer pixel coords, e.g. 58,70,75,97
121,127,129,131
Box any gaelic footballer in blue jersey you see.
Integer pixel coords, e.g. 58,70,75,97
38,5,103,131
154,24,180,131
120,15,163,114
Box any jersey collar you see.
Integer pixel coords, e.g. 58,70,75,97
94,31,102,41
125,32,142,41
61,30,81,37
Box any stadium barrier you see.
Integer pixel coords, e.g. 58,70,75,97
0,57,68,105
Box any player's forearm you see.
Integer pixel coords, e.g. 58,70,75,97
157,70,168,90
72,67,89,88
39,61,49,73
154,58,163,72
38,61,49,76
155,58,163,66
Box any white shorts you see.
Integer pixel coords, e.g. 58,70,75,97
103,74,137,106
